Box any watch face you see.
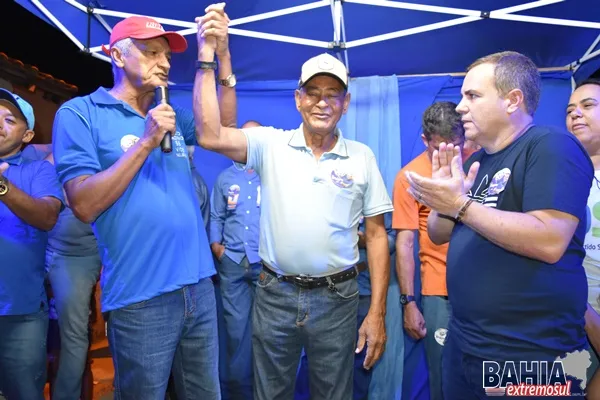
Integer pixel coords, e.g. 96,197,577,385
225,74,237,87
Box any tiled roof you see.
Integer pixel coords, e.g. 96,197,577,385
0,52,78,97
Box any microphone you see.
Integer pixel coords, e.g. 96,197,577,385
154,86,172,153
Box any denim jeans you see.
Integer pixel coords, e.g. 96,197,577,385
46,250,102,400
253,270,359,400
294,294,372,400
107,278,220,400
218,255,261,400
0,309,48,400
422,295,451,400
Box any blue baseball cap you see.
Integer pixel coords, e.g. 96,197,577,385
0,89,35,130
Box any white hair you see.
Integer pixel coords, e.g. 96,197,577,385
110,38,134,79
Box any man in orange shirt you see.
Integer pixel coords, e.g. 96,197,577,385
393,101,470,400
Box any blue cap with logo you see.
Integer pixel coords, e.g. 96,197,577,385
0,89,35,130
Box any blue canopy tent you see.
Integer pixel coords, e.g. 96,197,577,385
15,0,600,399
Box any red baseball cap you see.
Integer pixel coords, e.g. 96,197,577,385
102,16,188,55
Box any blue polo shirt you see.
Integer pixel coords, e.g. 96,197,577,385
209,164,261,264
0,152,64,315
53,87,215,312
243,124,394,276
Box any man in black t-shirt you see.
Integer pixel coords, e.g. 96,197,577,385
405,51,593,398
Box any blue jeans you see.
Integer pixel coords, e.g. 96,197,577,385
0,309,48,400
107,278,220,400
294,294,372,400
422,295,451,400
46,250,102,400
253,270,359,400
218,255,261,400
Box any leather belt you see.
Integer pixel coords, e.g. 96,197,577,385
262,263,358,290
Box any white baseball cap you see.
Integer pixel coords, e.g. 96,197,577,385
298,53,348,89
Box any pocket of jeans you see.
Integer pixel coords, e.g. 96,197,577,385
329,278,359,300
257,271,278,289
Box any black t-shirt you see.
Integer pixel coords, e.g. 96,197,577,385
447,125,593,361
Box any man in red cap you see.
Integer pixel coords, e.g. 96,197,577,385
53,14,236,399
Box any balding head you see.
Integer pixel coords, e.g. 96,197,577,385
242,120,261,129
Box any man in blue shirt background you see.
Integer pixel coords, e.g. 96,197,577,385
210,120,262,400
52,15,237,399
0,89,63,399
22,144,101,400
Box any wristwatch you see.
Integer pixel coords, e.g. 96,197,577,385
0,176,10,196
196,60,218,70
400,294,415,306
218,74,237,88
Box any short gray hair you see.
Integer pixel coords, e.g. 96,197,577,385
468,51,541,116
110,38,134,78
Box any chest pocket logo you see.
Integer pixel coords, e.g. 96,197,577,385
331,169,354,188
120,134,139,152
227,185,240,210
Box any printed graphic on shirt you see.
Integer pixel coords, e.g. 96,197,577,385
120,134,139,152
469,168,511,209
485,168,512,208
173,131,186,158
331,169,354,188
227,185,240,210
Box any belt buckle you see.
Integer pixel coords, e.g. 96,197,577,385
294,274,313,289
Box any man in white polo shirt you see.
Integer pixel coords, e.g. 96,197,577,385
193,6,393,399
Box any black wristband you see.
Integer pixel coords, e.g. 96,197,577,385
196,60,217,70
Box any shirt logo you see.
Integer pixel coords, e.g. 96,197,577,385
488,168,511,196
173,131,186,158
331,169,354,188
120,134,139,152
227,184,240,210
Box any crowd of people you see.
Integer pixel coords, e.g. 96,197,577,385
1,2,600,399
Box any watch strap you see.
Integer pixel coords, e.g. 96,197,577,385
196,60,218,70
400,294,415,305
0,176,9,196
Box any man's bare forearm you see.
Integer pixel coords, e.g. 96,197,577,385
396,243,416,296
194,48,221,149
216,51,237,128
427,211,455,245
66,140,153,223
461,202,573,264
1,185,60,231
366,234,390,315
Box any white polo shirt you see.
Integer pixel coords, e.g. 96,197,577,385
243,124,393,276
